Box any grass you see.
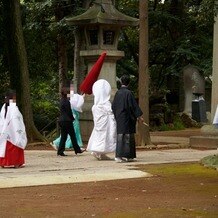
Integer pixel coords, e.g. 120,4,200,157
141,162,218,177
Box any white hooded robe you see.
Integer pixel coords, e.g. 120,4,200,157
87,79,116,153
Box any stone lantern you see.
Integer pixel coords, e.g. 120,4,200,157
66,0,139,141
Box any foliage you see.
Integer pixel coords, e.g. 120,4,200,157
159,115,185,131
20,0,81,131
116,0,215,96
200,155,218,170
0,0,216,131
30,80,59,132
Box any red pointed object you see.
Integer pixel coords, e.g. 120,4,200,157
80,52,106,94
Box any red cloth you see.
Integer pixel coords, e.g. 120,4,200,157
0,141,25,167
80,52,107,94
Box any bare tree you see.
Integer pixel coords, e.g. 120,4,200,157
138,0,151,146
2,0,44,142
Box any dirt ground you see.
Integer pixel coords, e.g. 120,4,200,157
1,128,217,217
0,163,217,217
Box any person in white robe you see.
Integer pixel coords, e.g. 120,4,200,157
87,79,116,160
0,90,27,168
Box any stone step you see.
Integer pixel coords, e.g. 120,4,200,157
190,136,218,149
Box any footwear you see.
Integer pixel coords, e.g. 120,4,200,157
57,153,68,156
75,148,86,155
91,152,101,160
115,157,124,163
122,158,134,162
128,158,134,162
14,165,23,168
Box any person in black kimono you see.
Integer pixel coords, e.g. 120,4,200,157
57,87,85,156
112,75,144,162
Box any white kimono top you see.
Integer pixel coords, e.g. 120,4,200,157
69,91,84,112
87,79,116,153
0,103,27,157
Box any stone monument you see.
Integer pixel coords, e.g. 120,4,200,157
183,64,205,115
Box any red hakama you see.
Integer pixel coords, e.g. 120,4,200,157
0,141,25,167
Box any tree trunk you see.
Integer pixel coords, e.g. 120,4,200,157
55,3,67,94
2,0,45,142
74,27,85,93
169,0,185,40
57,34,67,94
83,0,92,9
138,0,151,146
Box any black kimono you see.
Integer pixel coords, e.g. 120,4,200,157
112,86,143,159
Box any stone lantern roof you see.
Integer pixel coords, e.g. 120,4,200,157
65,0,139,27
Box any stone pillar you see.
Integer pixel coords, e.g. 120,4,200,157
211,14,218,122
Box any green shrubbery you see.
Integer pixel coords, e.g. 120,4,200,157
159,115,185,131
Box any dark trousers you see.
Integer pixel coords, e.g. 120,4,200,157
58,121,81,155
116,133,136,159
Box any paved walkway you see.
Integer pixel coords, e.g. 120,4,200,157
0,148,217,189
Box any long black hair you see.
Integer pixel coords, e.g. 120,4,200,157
4,90,16,118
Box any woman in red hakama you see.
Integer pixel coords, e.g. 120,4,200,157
0,90,27,168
